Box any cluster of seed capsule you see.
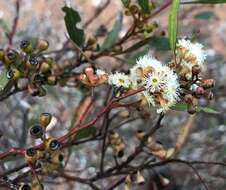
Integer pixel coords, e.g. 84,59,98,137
20,113,64,189
123,1,158,38
0,39,57,97
108,131,126,158
124,171,145,190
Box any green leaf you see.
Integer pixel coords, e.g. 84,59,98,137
171,103,187,111
127,49,149,64
171,103,220,114
124,36,170,54
168,0,180,51
195,106,219,114
62,6,84,46
121,0,130,7
0,19,10,35
101,13,122,51
138,0,150,13
182,0,226,4
0,69,9,92
75,126,96,140
194,11,215,20
149,37,171,51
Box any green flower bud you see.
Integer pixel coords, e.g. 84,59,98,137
37,39,49,52
47,76,57,86
40,62,51,74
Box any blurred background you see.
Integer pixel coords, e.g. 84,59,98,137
0,0,226,189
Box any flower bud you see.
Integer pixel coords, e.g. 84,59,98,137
20,40,33,54
47,76,57,85
40,62,51,74
30,124,44,139
84,67,98,85
192,65,201,75
37,39,49,51
129,4,139,14
86,36,97,46
184,94,193,104
187,104,196,114
195,86,205,97
39,113,52,127
201,79,215,89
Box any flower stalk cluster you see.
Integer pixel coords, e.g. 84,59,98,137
95,39,215,114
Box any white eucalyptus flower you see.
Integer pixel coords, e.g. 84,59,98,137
177,38,206,67
108,72,131,88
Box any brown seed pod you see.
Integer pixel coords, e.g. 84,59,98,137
25,148,40,163
30,124,45,139
39,113,52,128
45,138,61,151
135,171,145,185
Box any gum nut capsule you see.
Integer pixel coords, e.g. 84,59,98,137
136,130,145,140
19,184,31,190
30,124,44,138
20,40,32,54
4,49,18,64
136,171,145,185
26,147,37,158
6,68,21,81
29,56,38,67
37,39,49,51
48,139,61,151
39,113,52,127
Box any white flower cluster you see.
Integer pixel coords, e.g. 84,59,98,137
130,55,180,113
176,38,206,69
108,72,131,89
107,54,181,113
106,39,207,113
